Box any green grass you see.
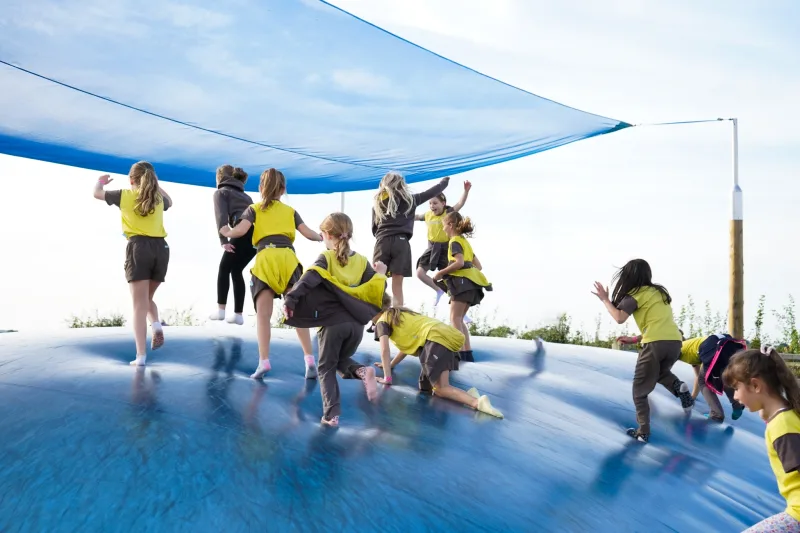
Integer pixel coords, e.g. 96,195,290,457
67,312,126,328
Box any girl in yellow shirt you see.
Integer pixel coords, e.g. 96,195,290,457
93,161,172,367
220,168,323,379
413,180,471,307
433,212,492,363
371,306,503,418
724,346,800,532
592,259,693,443
283,213,388,427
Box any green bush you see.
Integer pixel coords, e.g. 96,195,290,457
67,312,126,328
161,306,200,326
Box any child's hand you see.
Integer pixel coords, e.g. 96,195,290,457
616,335,639,345
463,180,472,192
432,271,443,281
373,362,383,369
376,376,392,385
283,305,293,319
591,282,610,302
220,227,231,238
98,174,113,186
222,243,235,253
374,261,387,275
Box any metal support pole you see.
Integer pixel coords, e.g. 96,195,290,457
340,192,345,213
729,118,744,338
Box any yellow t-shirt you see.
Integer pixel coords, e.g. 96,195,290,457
306,250,387,309
766,409,800,521
447,235,491,287
424,208,450,243
106,189,168,238
249,200,297,246
627,286,682,344
680,336,704,365
376,311,464,355
319,249,367,287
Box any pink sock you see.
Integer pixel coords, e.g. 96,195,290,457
304,355,316,367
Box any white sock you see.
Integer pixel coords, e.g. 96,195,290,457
129,355,147,366
210,309,225,320
151,321,163,333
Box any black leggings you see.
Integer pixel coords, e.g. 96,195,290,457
217,229,256,313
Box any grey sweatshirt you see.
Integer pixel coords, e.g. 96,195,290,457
213,178,253,245
371,177,449,240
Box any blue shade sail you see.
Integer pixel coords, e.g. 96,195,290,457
0,1,629,193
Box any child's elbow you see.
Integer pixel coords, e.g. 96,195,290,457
615,316,627,325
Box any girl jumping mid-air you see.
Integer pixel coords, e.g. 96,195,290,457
283,213,388,427
211,165,256,325
724,346,800,532
414,180,471,307
592,259,694,443
371,172,449,307
94,161,172,366
432,212,491,363
372,304,503,418
220,168,323,380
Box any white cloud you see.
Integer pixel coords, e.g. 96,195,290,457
160,3,233,29
330,69,399,98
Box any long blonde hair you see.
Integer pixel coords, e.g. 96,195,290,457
320,212,353,267
259,168,286,210
130,161,162,217
373,171,413,225
216,164,234,186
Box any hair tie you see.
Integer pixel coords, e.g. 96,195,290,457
761,345,776,356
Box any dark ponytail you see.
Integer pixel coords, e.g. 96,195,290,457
724,346,800,414
610,259,671,307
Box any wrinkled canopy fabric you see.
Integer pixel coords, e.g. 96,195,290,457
0,0,629,194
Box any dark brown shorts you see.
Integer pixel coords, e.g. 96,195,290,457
373,235,413,277
444,276,489,307
417,340,458,392
124,236,169,283
416,243,449,272
250,264,303,306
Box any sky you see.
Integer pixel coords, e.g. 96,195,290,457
0,0,799,339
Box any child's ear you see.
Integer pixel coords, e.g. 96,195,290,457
749,377,762,393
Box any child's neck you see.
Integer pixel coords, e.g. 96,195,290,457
763,394,790,421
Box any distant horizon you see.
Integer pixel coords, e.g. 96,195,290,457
2,1,799,343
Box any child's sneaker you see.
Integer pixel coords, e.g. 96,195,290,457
674,381,694,413
626,428,649,443
704,412,724,423
321,416,339,427
251,359,271,379
467,387,480,399
477,395,503,418
209,309,224,321
226,313,244,325
732,407,744,420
